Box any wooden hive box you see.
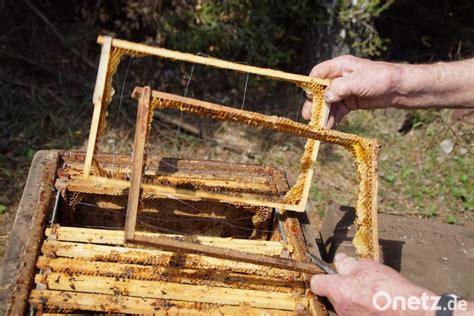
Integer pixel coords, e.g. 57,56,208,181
1,151,328,315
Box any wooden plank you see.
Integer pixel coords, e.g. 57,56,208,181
83,36,112,178
97,36,329,87
63,151,287,176
45,226,288,248
36,256,305,293
369,148,380,261
55,176,303,211
130,233,321,275
45,226,291,256
29,290,295,315
65,164,273,183
0,151,59,316
66,169,276,194
40,240,299,279
145,175,274,193
61,152,291,197
137,88,360,145
35,272,307,311
298,100,330,212
125,86,151,239
45,226,284,247
63,161,281,191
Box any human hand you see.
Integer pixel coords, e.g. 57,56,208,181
303,55,404,128
311,253,434,316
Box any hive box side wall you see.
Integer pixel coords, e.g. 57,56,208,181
0,150,60,316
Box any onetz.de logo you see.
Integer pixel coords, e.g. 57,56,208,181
372,291,468,312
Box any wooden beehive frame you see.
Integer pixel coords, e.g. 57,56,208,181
81,36,380,260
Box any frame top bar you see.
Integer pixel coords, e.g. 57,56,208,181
97,35,330,87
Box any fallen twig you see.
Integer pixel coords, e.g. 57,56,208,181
155,112,201,136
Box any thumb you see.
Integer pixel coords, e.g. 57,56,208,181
334,253,360,275
311,274,347,298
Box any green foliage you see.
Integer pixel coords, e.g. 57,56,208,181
384,173,396,184
428,207,437,218
447,215,456,225
338,0,394,56
24,148,35,160
411,111,436,129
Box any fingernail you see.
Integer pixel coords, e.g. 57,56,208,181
325,91,335,103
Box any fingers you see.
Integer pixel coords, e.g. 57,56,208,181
310,253,358,297
309,55,356,79
302,100,351,129
326,102,351,128
310,274,345,297
334,253,360,275
326,103,339,129
306,56,366,124
302,99,312,120
326,112,336,129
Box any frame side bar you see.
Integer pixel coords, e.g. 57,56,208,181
298,101,330,212
124,87,152,239
83,36,112,178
